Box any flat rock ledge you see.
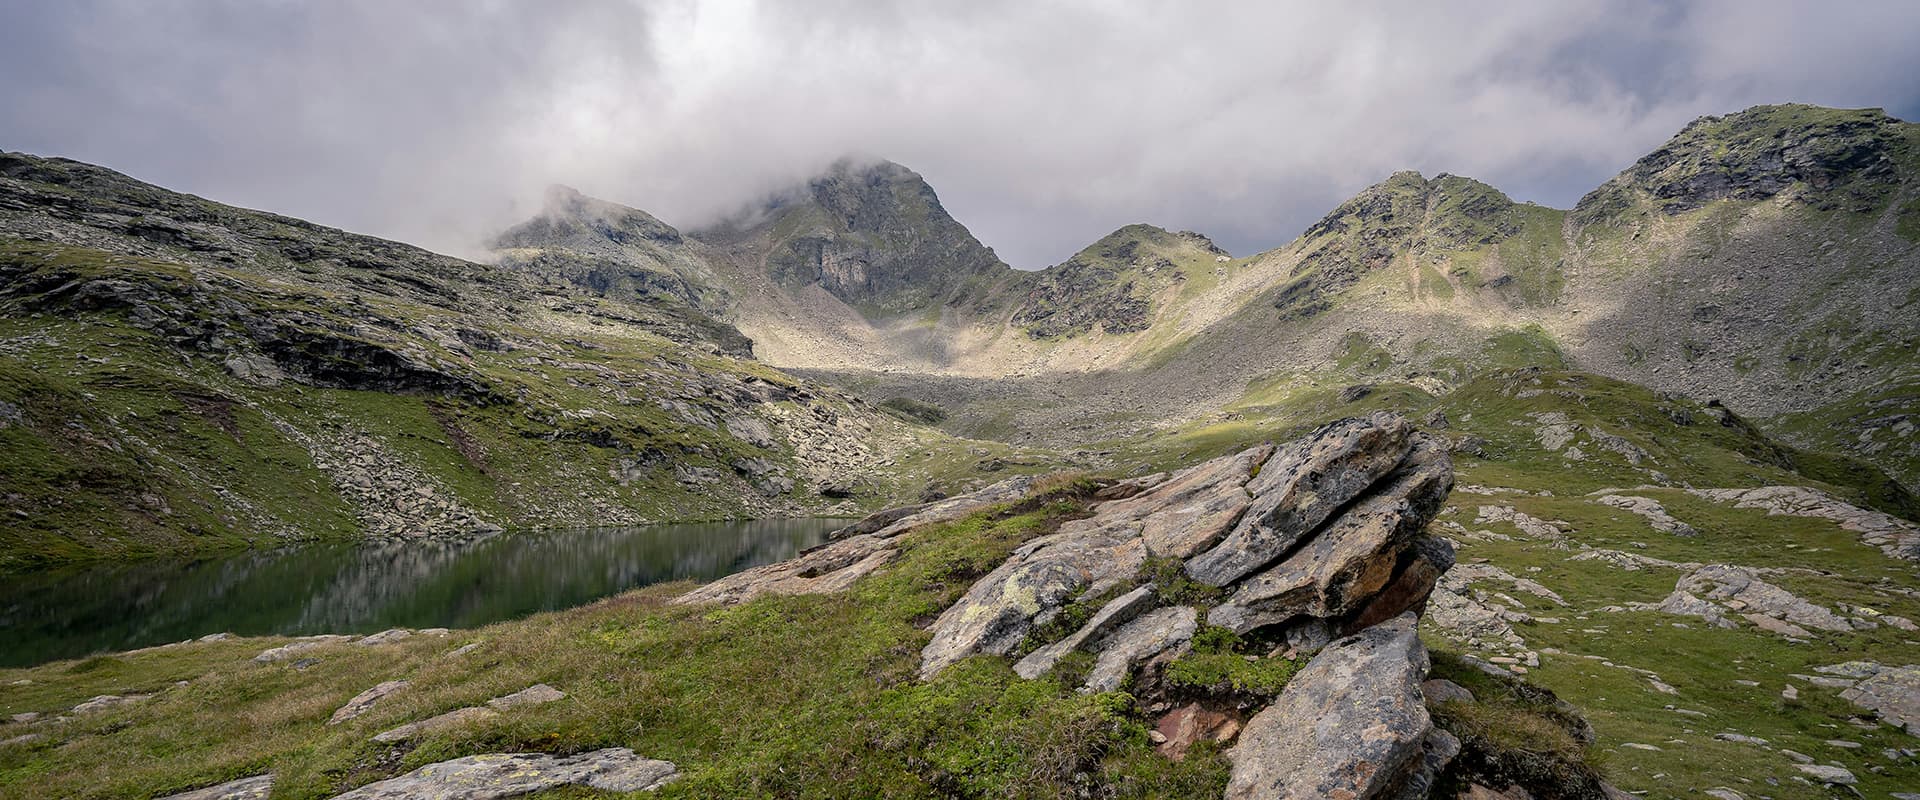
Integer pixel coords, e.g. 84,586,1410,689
1690,485,1920,561
1828,661,1920,735
672,475,1038,606
371,684,566,743
329,748,677,798
157,774,274,800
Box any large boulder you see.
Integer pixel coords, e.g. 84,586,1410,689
919,444,1273,679
1225,614,1439,800
921,413,1454,685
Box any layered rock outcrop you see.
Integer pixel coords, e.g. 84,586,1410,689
676,411,1579,799
914,412,1465,799
920,412,1453,683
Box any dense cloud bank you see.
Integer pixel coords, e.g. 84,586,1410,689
3,0,1917,266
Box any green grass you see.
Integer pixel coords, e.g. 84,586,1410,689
0,237,1026,567
1162,627,1299,696
1426,479,1920,799
1896,195,1920,243
0,503,1238,799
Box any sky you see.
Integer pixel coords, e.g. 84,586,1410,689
3,1,1918,268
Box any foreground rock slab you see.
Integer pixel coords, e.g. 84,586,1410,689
1208,437,1450,634
157,774,273,800
922,413,1452,683
1187,414,1412,586
328,748,677,798
1226,613,1437,800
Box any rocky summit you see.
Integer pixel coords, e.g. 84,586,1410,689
2,101,1919,800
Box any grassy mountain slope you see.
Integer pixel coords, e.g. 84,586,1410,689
0,153,1033,570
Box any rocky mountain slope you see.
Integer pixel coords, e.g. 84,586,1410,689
0,152,1034,569
593,105,1916,489
491,184,735,317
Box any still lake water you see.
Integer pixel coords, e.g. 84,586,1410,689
0,518,846,667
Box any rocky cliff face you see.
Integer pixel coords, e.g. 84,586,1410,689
1574,104,1913,225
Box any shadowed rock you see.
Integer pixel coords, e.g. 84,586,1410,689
1345,535,1457,635
1387,729,1460,800
1208,436,1451,634
1225,613,1433,800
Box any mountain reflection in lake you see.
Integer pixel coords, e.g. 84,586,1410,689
0,518,845,667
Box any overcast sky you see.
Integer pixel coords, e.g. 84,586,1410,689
3,1,1918,268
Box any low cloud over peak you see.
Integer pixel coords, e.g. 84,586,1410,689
3,1,1917,267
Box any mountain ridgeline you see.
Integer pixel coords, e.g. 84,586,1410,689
493,104,1919,491
2,102,1916,569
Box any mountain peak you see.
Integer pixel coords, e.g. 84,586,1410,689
1575,103,1912,224
693,157,1010,315
489,186,733,313
497,186,682,250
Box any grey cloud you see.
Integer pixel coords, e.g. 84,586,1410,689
2,0,1917,267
